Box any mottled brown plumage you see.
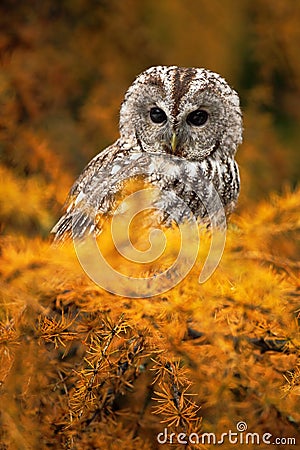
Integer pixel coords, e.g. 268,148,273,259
52,66,242,241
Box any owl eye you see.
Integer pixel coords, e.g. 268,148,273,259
187,109,209,126
149,107,167,124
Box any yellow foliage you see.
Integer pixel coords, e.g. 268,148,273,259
0,185,299,448
0,1,300,448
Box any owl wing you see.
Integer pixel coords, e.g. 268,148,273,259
51,139,139,241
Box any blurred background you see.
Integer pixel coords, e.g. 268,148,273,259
1,0,300,237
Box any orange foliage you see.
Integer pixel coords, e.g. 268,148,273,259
0,1,299,449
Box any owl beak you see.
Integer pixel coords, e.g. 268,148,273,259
171,133,177,153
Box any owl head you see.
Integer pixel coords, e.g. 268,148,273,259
119,65,242,161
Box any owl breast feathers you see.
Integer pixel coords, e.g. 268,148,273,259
52,65,242,240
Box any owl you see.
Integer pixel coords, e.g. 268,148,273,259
52,66,242,241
